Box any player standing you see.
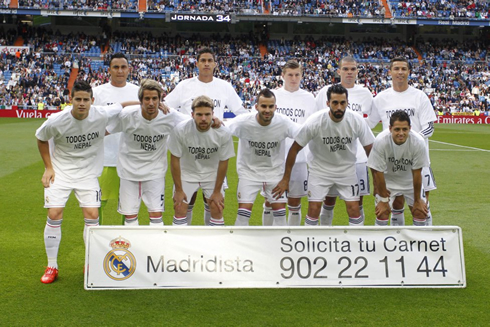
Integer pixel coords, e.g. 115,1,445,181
36,81,138,284
228,88,299,226
92,53,140,224
368,111,429,226
164,47,248,226
367,57,437,226
273,84,375,226
260,60,316,226
315,56,373,226
106,79,189,226
168,95,235,226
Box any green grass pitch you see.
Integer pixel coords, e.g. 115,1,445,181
1,118,489,326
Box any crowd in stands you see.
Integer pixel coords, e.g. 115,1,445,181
1,26,489,115
15,0,138,11
3,0,487,20
393,0,490,19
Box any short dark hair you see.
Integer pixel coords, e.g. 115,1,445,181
71,81,92,98
282,59,302,73
390,110,411,126
191,95,214,112
339,56,357,68
197,47,215,62
327,84,348,102
109,53,129,67
257,88,276,101
390,57,411,70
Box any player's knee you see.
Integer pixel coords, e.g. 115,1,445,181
323,196,337,206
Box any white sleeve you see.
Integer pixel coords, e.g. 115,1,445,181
366,100,381,129
358,119,376,147
167,130,183,157
106,112,123,134
164,84,182,109
417,95,437,139
367,139,387,172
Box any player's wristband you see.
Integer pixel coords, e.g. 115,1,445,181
378,196,389,203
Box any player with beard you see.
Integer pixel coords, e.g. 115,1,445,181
273,84,375,226
227,88,299,226
315,56,373,226
168,95,235,226
165,47,248,226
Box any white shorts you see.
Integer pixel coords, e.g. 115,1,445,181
44,177,101,208
288,162,308,198
118,178,165,215
422,166,437,192
178,180,224,201
238,179,287,204
308,173,360,202
386,187,426,208
327,162,370,198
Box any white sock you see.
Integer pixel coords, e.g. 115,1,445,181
359,205,365,222
204,203,211,226
413,216,427,226
349,215,364,226
44,217,62,269
262,204,273,226
186,205,194,226
209,217,225,226
235,208,251,226
125,216,139,226
305,215,319,226
173,216,187,226
272,208,287,226
83,217,99,244
391,209,405,226
287,204,301,226
375,218,389,226
149,216,164,226
426,203,433,226
320,204,334,226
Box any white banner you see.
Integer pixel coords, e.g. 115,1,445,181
0,46,30,55
85,226,465,290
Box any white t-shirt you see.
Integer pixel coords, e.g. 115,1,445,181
35,104,122,182
164,76,246,119
227,112,299,182
92,82,140,167
168,119,235,182
107,106,189,181
368,129,429,191
368,86,437,146
295,109,375,179
272,87,317,163
316,84,373,163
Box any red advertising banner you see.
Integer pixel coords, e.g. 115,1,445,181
0,109,61,119
436,115,490,124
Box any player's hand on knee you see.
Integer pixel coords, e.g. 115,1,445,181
42,168,55,188
272,179,288,200
173,191,187,209
375,202,390,218
412,199,428,216
209,192,225,213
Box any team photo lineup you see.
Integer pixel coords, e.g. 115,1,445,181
36,46,438,284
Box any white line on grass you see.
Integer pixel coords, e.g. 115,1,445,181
430,140,490,153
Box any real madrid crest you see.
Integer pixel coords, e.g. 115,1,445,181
103,236,136,281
